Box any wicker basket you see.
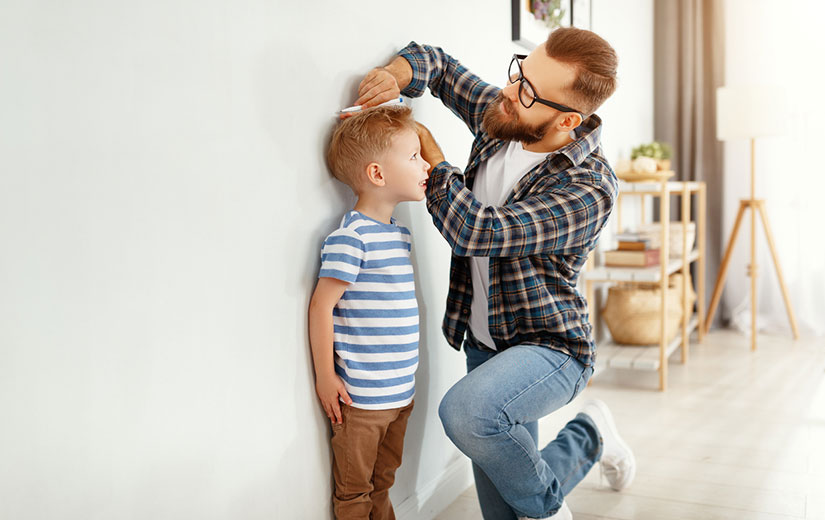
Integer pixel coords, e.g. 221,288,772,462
602,272,696,346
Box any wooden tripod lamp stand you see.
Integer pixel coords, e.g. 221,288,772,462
704,86,799,350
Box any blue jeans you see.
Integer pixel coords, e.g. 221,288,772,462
438,342,601,519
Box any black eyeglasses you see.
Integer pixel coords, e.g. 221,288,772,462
508,54,580,114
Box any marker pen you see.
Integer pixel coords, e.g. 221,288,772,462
337,97,404,115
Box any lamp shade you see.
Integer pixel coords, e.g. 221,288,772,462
716,85,789,140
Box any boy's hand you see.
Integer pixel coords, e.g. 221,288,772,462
415,122,446,173
316,373,353,424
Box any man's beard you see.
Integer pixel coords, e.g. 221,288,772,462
482,93,555,145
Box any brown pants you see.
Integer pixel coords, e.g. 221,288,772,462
331,401,414,520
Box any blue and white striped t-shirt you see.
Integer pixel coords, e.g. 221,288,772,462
318,210,419,410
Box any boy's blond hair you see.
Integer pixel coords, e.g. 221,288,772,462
327,105,416,191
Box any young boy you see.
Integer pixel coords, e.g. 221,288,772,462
308,105,430,520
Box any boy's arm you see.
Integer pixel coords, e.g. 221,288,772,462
356,41,499,136
308,277,352,425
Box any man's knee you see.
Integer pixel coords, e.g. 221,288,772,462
438,383,478,441
439,382,501,452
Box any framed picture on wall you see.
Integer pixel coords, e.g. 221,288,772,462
511,0,592,50
571,0,592,29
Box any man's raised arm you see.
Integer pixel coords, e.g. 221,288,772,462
353,42,498,136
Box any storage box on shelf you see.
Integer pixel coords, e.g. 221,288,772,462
583,179,707,391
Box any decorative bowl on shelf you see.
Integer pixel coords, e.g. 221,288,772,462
616,169,675,183
615,155,675,182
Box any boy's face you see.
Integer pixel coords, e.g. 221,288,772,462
379,129,431,203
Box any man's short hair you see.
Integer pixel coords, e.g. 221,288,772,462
545,27,618,116
327,105,416,190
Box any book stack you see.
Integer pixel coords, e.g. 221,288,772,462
605,232,660,267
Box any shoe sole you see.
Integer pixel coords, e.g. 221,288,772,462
587,399,636,490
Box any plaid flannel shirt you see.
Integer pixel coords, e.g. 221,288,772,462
398,42,617,367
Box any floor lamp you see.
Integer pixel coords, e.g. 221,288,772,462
704,85,799,349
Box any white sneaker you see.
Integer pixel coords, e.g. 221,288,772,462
519,500,572,520
579,399,636,491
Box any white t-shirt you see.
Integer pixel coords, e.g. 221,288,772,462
468,140,549,350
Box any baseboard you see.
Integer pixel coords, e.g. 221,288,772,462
396,458,474,520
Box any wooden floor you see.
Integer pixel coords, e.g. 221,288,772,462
435,330,825,520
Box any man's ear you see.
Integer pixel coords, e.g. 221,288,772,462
364,162,385,187
557,112,583,132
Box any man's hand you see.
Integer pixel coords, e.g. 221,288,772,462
355,67,401,108
355,56,413,109
415,122,446,173
315,373,352,425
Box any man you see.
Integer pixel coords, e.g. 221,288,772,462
355,28,635,520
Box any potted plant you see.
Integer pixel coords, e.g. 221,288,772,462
631,141,673,171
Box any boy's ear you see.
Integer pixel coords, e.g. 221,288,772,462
364,162,385,187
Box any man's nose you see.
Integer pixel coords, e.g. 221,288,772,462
502,81,520,102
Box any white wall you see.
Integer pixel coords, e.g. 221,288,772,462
592,1,655,169
591,0,655,241
721,0,825,335
0,1,652,519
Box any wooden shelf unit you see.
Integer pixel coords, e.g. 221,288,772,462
583,179,707,391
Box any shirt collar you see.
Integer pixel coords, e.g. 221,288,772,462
552,114,603,168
